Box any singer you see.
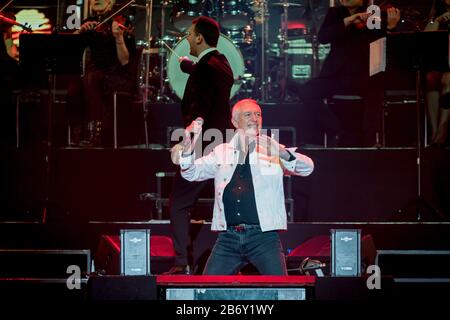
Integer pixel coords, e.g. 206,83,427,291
172,99,314,275
164,16,234,275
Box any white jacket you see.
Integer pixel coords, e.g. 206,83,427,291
179,134,314,231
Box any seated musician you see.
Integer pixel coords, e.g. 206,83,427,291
287,0,400,147
424,0,450,146
0,11,19,147
68,0,137,147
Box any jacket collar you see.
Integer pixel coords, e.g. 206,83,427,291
197,47,217,62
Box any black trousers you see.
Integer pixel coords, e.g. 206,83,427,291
169,171,213,266
66,70,134,125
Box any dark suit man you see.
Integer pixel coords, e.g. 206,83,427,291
165,16,234,274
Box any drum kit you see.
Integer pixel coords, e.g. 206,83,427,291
137,0,330,103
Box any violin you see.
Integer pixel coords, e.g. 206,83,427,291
0,12,32,33
84,13,134,37
92,0,135,35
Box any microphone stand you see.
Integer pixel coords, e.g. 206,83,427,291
142,0,154,148
260,0,269,102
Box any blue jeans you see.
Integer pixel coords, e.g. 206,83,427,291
203,224,288,275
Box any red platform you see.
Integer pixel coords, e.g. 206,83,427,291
157,275,315,287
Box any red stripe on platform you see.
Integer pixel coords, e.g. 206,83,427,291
157,275,315,286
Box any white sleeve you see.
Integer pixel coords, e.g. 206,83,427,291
280,147,314,177
179,149,218,181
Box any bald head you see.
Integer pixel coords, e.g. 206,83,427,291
231,99,261,121
231,99,262,137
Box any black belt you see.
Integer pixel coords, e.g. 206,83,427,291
227,224,260,232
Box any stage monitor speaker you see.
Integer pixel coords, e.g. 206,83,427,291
0,249,91,278
331,229,361,277
315,276,394,300
375,250,450,278
87,275,157,301
120,229,151,275
96,234,175,275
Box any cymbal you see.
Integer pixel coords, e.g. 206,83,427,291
271,2,304,7
165,29,182,36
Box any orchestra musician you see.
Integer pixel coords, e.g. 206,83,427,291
287,0,400,147
68,0,137,147
0,11,19,147
424,0,450,146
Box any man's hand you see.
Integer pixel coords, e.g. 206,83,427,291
387,7,401,30
170,143,184,165
181,118,203,156
185,118,203,136
78,20,98,33
112,20,125,39
436,11,450,25
178,56,193,63
256,136,290,160
344,12,370,27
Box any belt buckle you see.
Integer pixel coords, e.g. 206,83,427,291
234,224,245,232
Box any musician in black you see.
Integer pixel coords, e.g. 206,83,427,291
0,11,19,147
424,0,450,146
288,0,400,147
68,0,137,147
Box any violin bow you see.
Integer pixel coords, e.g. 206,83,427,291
94,0,135,30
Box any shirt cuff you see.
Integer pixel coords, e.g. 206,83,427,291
286,150,296,161
179,151,194,169
280,147,298,171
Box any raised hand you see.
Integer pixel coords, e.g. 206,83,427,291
256,135,290,160
387,7,401,30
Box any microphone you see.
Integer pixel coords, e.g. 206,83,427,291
185,117,203,146
194,117,204,126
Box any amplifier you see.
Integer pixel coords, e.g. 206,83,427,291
331,229,361,277
120,229,151,276
376,250,450,279
0,249,91,278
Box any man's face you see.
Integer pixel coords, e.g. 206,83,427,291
90,0,113,14
186,24,199,57
340,0,363,8
232,103,262,138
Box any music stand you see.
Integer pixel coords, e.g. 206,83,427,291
386,31,448,221
19,33,86,222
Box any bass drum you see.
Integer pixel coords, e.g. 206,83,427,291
167,33,245,100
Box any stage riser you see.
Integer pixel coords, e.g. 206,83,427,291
0,280,87,301
165,288,307,300
0,249,91,278
0,223,449,278
376,251,450,278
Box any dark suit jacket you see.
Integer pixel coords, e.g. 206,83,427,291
180,50,234,135
318,5,385,83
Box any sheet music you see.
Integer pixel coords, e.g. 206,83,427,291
370,37,386,76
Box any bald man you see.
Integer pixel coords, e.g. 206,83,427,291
172,99,314,275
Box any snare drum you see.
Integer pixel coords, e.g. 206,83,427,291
167,33,245,100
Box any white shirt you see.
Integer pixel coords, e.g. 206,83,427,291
179,134,314,232
197,47,217,62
